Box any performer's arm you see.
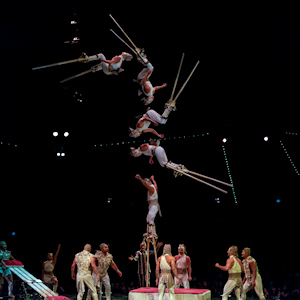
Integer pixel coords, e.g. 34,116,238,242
91,257,100,281
41,262,45,280
71,258,76,280
215,258,233,271
52,244,61,266
249,262,256,287
135,174,155,193
150,175,158,192
171,257,179,284
139,116,159,126
111,260,122,277
155,257,161,286
10,254,15,260
186,256,192,281
142,128,164,138
153,83,167,92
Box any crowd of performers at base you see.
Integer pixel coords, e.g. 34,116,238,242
1,240,268,300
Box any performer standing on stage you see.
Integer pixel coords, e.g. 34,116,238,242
87,243,122,300
91,52,133,75
135,174,162,237
174,244,192,289
241,248,265,300
0,241,15,299
41,244,61,292
155,244,179,300
71,244,100,300
128,240,163,287
215,246,244,300
134,61,167,105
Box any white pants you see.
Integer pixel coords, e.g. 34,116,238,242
76,273,98,300
241,275,265,300
175,273,190,289
87,273,111,300
158,283,175,300
147,203,159,224
146,109,168,125
222,279,243,300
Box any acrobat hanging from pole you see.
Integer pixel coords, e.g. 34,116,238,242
129,53,199,138
32,51,133,83
130,139,233,194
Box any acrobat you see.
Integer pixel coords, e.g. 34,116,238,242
130,139,232,194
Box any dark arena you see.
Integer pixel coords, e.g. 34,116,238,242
1,1,300,300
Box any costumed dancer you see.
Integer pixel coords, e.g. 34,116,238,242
87,243,122,300
134,61,167,105
128,240,163,287
174,244,192,289
0,241,15,299
155,244,179,300
71,244,100,300
91,52,133,75
241,248,265,300
135,174,162,237
41,244,60,292
215,246,244,300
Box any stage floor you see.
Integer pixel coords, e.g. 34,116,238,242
129,287,211,300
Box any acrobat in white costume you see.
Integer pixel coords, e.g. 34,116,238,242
174,244,192,289
130,140,233,194
32,52,133,83
241,248,265,300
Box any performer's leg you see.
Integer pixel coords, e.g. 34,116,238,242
155,147,168,167
168,285,176,300
234,285,243,300
241,281,252,300
0,274,4,296
5,274,13,298
158,283,166,300
76,274,85,300
51,276,58,292
254,275,266,300
182,274,190,289
102,274,111,300
83,275,98,300
147,206,158,225
222,280,237,300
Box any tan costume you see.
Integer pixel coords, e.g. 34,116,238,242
158,254,175,300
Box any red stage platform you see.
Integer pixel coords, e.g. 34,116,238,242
129,287,211,300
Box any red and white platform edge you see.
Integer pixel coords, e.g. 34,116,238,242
129,287,211,300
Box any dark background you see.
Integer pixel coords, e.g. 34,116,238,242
1,0,300,294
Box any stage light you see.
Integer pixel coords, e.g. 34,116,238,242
64,132,69,137
61,152,65,157
11,232,16,236
57,153,61,156
222,138,227,143
53,132,58,137
264,136,269,142
276,199,281,203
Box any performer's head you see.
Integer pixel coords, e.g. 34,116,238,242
241,247,251,258
142,96,154,106
100,243,109,253
84,244,92,252
163,244,172,256
140,241,146,251
0,241,7,250
228,245,239,257
129,128,142,138
178,244,187,255
47,253,54,261
129,147,142,157
144,178,152,185
121,52,133,61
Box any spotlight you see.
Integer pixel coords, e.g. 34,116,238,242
64,132,69,137
264,136,269,142
61,152,65,157
57,153,61,156
11,232,16,236
222,138,227,143
276,199,281,203
53,132,58,137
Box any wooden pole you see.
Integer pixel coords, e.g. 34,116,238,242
169,53,185,101
110,29,137,55
186,170,233,187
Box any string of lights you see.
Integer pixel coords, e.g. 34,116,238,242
222,143,238,204
93,133,210,147
280,140,300,176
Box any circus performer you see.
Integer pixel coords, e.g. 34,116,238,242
130,140,233,194
174,244,192,288
0,241,15,298
128,240,163,287
215,246,244,300
135,174,162,237
87,243,122,300
155,244,179,300
71,244,100,300
41,244,61,292
241,248,265,300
